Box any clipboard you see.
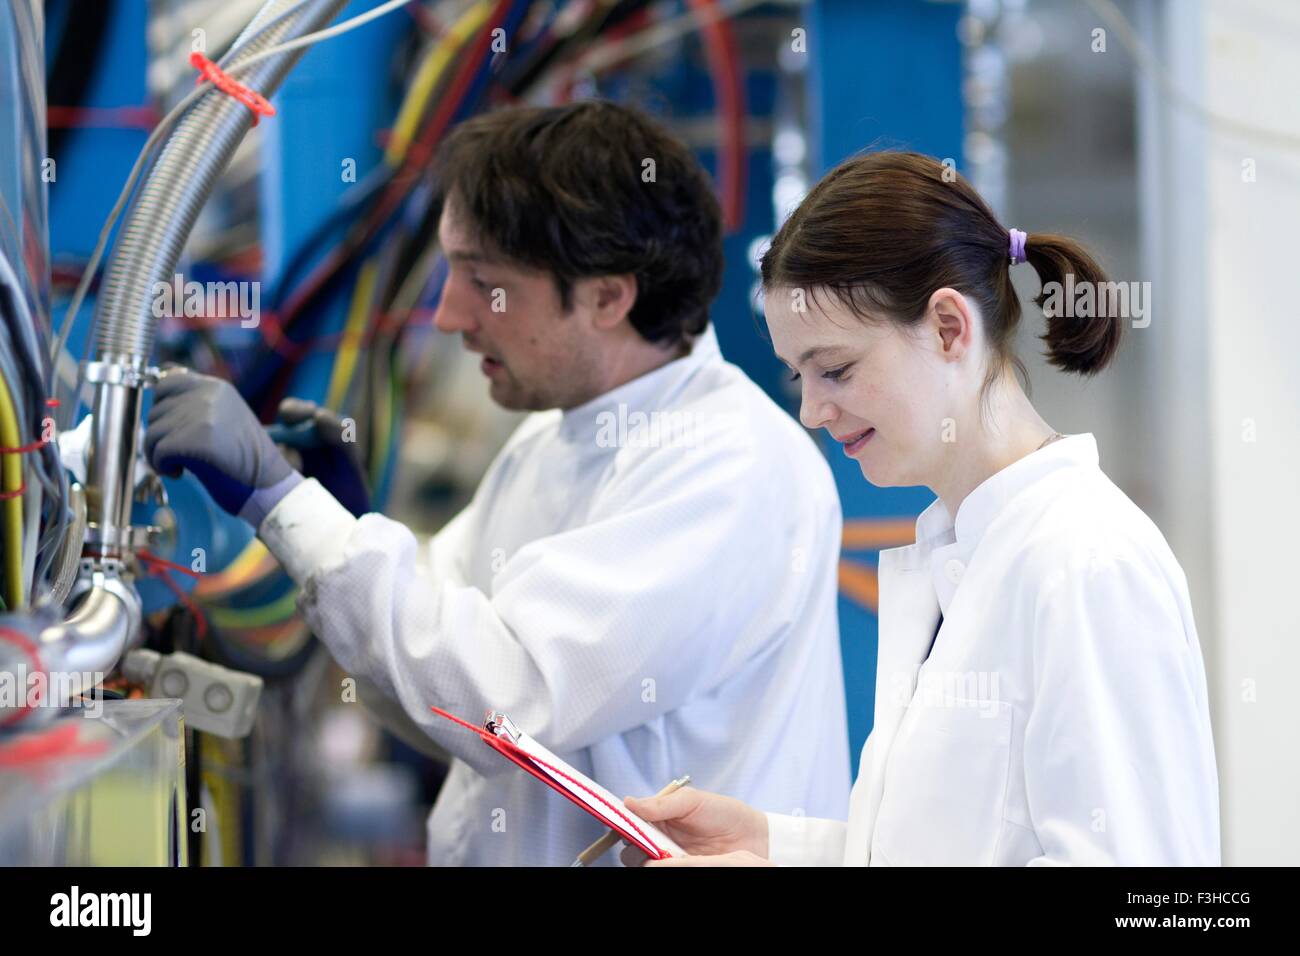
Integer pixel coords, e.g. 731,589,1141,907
429,705,683,861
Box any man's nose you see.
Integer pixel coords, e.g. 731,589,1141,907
433,282,476,335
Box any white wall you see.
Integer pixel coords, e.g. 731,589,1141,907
1140,0,1300,865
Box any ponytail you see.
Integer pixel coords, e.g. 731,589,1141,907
1024,233,1123,376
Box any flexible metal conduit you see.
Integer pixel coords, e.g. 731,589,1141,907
95,0,348,364
0,0,348,721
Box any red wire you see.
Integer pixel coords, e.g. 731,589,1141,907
0,722,108,768
0,627,45,726
0,436,50,454
136,550,208,641
136,550,201,579
686,0,746,231
47,104,162,130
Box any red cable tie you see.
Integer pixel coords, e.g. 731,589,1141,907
0,436,49,454
190,52,276,126
0,482,26,501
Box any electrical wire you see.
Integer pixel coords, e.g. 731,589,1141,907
562,0,766,79
384,0,493,165
0,248,68,606
687,0,746,231
0,369,27,610
222,0,415,75
325,259,378,409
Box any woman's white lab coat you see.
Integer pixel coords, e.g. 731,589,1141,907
766,434,1221,865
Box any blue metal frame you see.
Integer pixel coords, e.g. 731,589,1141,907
807,0,964,774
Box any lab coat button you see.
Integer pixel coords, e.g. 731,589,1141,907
944,559,965,584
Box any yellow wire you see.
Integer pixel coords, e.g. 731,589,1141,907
326,258,378,411
192,537,276,599
384,0,493,166
371,348,395,489
206,589,300,630
0,370,27,610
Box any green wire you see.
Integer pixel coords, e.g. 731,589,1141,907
206,588,300,629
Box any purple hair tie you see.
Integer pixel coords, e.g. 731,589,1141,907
1008,228,1028,265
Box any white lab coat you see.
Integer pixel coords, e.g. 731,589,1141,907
766,434,1220,866
259,327,851,865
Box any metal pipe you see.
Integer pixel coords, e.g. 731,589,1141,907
0,563,140,723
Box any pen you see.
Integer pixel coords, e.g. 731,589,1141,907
570,774,691,867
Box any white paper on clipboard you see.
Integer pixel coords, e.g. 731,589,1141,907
486,711,685,859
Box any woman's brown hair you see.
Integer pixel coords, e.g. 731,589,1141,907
759,151,1122,383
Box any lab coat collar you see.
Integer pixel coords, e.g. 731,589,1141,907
924,433,1100,615
952,432,1100,553
557,324,722,443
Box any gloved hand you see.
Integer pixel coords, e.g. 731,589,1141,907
144,367,302,528
273,397,371,518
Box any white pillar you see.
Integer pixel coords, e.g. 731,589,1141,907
1139,0,1300,865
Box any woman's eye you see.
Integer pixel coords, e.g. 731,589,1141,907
822,365,851,382
788,369,801,383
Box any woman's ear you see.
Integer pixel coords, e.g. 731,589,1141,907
928,287,975,362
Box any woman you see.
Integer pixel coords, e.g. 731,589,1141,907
624,152,1220,866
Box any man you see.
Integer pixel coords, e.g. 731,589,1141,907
145,100,849,866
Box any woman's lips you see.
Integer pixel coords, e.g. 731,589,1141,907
842,428,875,456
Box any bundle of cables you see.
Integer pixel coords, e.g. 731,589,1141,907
0,247,72,614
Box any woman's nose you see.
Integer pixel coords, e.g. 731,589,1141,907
799,389,835,431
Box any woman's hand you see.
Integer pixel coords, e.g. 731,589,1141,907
620,787,770,866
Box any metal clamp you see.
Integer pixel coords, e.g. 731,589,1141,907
81,361,161,388
83,522,164,554
486,711,521,742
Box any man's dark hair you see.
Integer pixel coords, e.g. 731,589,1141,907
430,100,724,347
